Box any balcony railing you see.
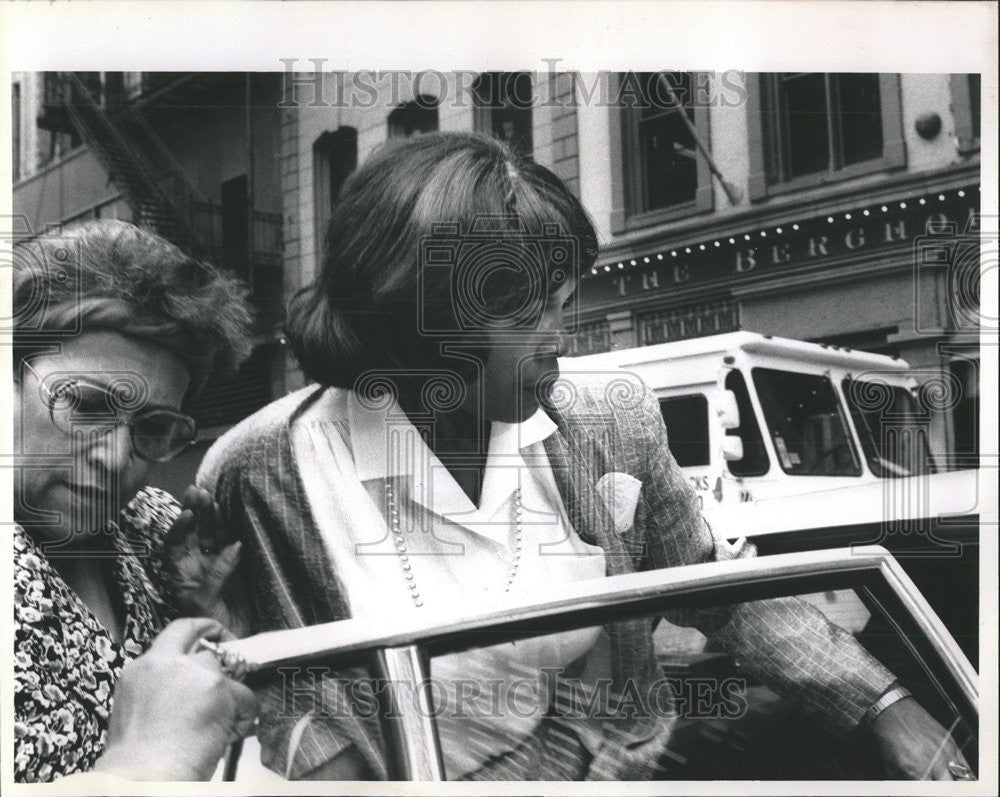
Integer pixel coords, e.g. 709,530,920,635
567,319,612,356
188,343,275,431
36,71,285,337
185,201,285,333
188,201,284,270
639,300,740,345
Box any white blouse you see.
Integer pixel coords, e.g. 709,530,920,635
291,389,607,777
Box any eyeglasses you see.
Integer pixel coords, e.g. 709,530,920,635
23,360,198,463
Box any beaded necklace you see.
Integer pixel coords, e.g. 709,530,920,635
384,478,524,608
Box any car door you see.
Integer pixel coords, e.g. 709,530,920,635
221,546,977,781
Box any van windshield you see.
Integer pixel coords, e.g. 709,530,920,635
842,378,937,477
752,368,861,476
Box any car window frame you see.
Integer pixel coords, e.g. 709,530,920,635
224,546,977,781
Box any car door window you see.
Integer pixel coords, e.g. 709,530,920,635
422,586,976,780
222,551,977,782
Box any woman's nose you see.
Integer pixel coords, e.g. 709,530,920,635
81,423,136,473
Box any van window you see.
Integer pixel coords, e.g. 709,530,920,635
723,371,770,476
659,394,710,467
752,368,861,476
842,377,938,477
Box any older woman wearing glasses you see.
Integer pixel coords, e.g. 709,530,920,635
11,220,257,783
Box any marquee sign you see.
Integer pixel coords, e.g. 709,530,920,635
586,185,981,302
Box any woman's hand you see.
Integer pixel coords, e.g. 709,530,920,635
93,618,258,781
164,486,245,632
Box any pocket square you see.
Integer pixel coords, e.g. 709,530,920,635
595,472,642,534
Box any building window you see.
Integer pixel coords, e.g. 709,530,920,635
313,127,357,247
638,299,740,345
387,96,439,139
747,73,905,199
12,81,20,181
567,318,611,355
609,72,713,233
547,72,580,196
37,73,82,167
221,174,250,280
473,72,533,158
951,73,980,154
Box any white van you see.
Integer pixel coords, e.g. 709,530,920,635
563,332,972,519
563,332,980,660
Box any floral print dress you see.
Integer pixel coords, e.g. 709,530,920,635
13,487,181,783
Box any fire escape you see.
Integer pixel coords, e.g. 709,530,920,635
37,72,284,430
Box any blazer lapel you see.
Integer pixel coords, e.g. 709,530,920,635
543,422,661,719
543,427,635,576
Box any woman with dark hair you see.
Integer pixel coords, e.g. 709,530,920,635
199,132,969,781
12,220,258,782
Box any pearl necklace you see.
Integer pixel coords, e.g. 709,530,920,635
384,478,524,608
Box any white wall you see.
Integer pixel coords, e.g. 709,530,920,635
901,73,968,172
574,73,613,245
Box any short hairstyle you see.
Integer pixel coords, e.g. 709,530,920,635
285,132,599,388
12,219,255,399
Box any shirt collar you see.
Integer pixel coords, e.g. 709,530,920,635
347,390,414,482
476,408,558,524
488,406,558,457
348,392,558,526
349,392,557,479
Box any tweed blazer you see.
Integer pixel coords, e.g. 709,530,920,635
198,372,893,779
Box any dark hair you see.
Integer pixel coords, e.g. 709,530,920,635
285,132,598,388
12,219,255,399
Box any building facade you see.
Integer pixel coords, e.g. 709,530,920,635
278,69,980,463
12,70,982,478
12,72,287,492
